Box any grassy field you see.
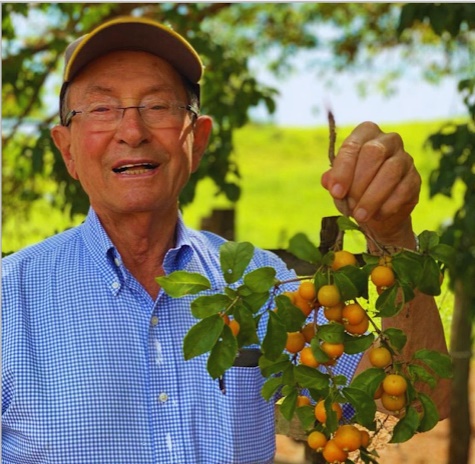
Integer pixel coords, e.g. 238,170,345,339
183,120,463,250
3,120,461,340
181,120,462,342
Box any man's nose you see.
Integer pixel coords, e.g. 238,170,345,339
114,107,151,146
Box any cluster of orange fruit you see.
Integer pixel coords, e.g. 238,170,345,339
307,422,370,463
280,249,401,463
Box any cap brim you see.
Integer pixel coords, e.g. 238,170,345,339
63,16,203,86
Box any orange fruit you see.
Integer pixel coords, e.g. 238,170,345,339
307,430,327,451
298,280,317,301
301,322,316,343
220,313,230,325
382,374,408,396
331,250,357,270
228,319,240,337
381,392,407,412
322,439,348,463
293,291,313,317
321,341,345,359
300,346,319,368
368,346,392,368
324,302,344,323
342,302,366,325
360,429,371,448
373,382,384,400
297,395,311,407
370,265,396,287
285,331,306,354
344,316,369,335
314,400,343,423
333,424,362,452
282,291,296,304
317,284,341,307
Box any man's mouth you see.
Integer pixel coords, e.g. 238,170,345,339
112,163,159,175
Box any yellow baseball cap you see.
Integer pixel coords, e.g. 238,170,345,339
59,16,203,124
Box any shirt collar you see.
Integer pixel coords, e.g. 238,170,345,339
81,208,194,274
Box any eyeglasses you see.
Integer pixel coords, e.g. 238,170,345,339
64,100,200,128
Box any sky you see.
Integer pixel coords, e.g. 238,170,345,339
249,51,467,127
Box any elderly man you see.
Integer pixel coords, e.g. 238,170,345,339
2,16,449,464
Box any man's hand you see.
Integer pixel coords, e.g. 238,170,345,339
321,121,421,248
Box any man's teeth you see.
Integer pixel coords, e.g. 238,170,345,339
113,163,157,174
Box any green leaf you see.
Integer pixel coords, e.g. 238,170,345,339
191,293,232,319
238,286,270,313
310,338,331,363
234,305,259,347
418,255,442,296
418,230,440,252
207,324,239,379
259,353,290,377
413,349,453,378
183,314,224,360
220,241,254,284
323,396,340,433
350,367,386,397
337,215,360,231
343,332,375,354
156,271,211,298
262,310,287,360
375,284,403,317
243,266,276,293
342,387,376,428
275,294,307,332
295,405,317,430
334,265,369,300
418,392,440,432
408,364,437,389
280,389,298,421
392,251,423,286
288,232,322,264
429,243,455,267
262,376,283,401
390,406,420,443
383,328,407,353
317,322,345,344
294,364,330,389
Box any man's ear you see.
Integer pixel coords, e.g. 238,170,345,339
191,115,213,172
50,125,79,180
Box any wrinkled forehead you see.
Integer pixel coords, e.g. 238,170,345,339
67,50,189,102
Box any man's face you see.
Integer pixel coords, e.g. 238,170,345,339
52,50,211,219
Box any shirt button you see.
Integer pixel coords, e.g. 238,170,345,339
111,281,120,290
150,316,159,327
158,392,168,403
114,258,121,267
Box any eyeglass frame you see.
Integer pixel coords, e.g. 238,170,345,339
63,101,200,128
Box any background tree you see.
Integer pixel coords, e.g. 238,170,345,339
4,3,473,250
3,3,475,462
397,4,475,463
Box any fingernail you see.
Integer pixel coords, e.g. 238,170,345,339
331,184,344,198
354,208,368,222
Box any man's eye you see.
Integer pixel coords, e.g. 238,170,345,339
90,106,112,113
149,103,169,111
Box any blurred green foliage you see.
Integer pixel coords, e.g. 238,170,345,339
3,2,474,238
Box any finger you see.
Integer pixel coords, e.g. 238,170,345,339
352,155,420,223
324,121,383,200
371,166,421,221
348,131,406,210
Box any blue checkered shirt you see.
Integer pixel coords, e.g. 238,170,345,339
2,208,361,464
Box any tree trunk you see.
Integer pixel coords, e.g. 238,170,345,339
448,279,473,463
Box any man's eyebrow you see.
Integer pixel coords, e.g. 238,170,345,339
83,85,178,97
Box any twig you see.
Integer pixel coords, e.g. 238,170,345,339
328,109,337,166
